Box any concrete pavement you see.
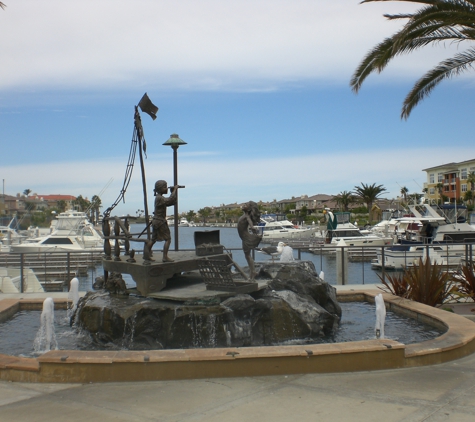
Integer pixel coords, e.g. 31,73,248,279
1,352,475,422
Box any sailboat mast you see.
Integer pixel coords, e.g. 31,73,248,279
134,106,151,239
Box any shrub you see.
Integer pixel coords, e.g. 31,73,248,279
452,261,475,300
404,258,453,306
378,272,409,297
378,258,453,306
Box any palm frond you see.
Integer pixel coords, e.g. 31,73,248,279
353,0,475,118
402,47,475,118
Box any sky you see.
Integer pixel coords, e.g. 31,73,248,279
1,0,475,216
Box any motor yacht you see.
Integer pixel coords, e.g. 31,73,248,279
256,213,318,240
314,211,393,247
10,210,103,253
371,204,475,269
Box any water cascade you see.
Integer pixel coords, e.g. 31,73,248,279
68,277,80,316
33,297,58,353
375,293,386,339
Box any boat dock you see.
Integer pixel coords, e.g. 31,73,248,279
0,252,102,290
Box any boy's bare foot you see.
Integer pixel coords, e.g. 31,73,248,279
163,257,174,263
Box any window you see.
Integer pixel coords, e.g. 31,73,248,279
462,184,468,192
461,168,467,179
429,173,434,183
438,173,443,182
429,188,435,195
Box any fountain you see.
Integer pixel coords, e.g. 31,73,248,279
73,261,342,350
33,297,57,353
68,277,80,316
375,293,386,339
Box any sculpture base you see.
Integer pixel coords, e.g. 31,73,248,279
102,251,232,297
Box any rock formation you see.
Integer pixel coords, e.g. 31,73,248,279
73,261,342,350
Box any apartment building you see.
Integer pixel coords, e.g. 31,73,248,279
423,159,475,203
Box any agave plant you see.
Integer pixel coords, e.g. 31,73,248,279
452,262,475,300
404,258,453,306
378,272,409,298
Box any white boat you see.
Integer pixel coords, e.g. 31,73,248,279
370,210,422,241
10,210,103,253
256,213,318,240
371,204,475,270
179,218,190,227
0,217,28,252
314,211,393,247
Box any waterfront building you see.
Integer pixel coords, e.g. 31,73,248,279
423,159,475,203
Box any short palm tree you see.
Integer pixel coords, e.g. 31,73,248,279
90,195,102,224
351,0,475,119
467,171,475,192
353,183,387,221
400,186,409,203
435,182,444,204
334,191,357,212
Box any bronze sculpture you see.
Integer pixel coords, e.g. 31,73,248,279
237,201,263,279
145,180,178,262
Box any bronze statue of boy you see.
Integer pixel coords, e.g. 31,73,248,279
147,180,178,262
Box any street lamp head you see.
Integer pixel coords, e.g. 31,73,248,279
163,133,187,148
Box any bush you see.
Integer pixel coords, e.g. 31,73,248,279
452,262,475,300
404,258,453,306
379,258,453,306
378,272,409,297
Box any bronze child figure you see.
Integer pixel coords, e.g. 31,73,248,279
237,201,263,279
147,180,178,262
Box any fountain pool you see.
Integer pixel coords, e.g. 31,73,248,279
1,289,475,383
0,301,444,358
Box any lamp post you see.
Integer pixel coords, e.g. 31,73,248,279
163,133,187,251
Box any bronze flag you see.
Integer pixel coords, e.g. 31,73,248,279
138,93,158,120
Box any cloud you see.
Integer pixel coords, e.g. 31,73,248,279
0,0,454,92
3,146,467,215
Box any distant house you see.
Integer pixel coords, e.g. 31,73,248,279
1,194,27,215
31,194,76,210
0,193,77,216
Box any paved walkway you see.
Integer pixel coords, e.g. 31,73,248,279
1,352,475,422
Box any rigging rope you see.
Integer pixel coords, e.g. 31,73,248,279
103,123,140,217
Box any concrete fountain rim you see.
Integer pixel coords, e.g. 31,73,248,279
1,288,475,383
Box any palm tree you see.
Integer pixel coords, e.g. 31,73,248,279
186,210,196,223
90,195,102,225
334,191,357,212
435,182,444,204
0,3,6,10
73,195,90,212
198,207,211,225
56,200,67,212
23,189,32,197
351,0,475,119
467,171,475,192
400,186,409,203
353,183,387,221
